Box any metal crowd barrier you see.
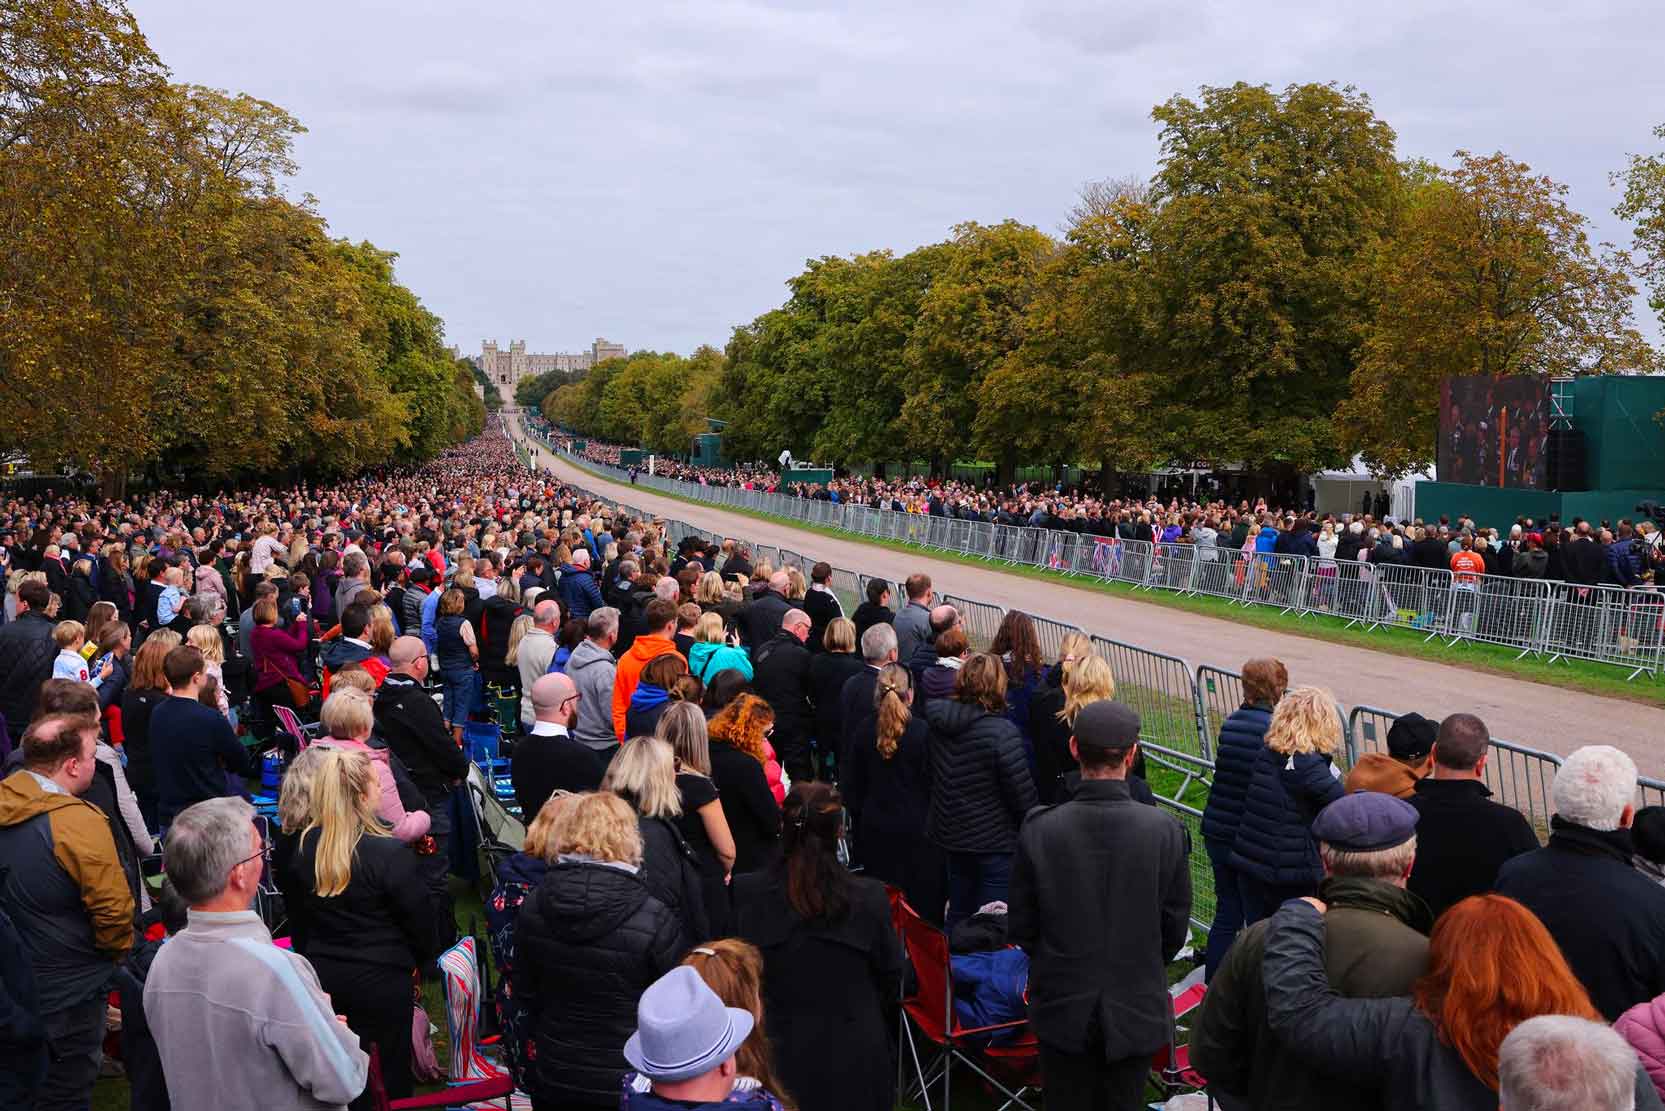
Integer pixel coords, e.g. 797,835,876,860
541,433,1665,681
1031,614,1084,666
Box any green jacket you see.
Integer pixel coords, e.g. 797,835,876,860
1191,876,1431,1111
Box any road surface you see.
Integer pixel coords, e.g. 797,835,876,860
510,419,1662,769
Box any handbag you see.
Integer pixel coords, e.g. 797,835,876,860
260,654,311,710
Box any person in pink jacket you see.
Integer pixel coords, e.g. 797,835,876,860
1618,993,1665,1101
314,687,431,843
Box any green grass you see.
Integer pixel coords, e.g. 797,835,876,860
553,452,1665,709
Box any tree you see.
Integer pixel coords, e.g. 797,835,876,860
898,222,1055,472
1143,82,1403,475
1616,123,1665,329
1343,151,1653,475
977,180,1166,484
0,0,482,487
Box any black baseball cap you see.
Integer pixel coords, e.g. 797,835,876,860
1074,700,1140,753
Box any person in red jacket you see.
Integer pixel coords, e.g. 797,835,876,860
614,597,683,740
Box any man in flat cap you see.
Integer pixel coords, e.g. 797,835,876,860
1192,790,1432,1111
1008,700,1191,1111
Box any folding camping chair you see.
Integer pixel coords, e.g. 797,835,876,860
895,896,1040,1111
1151,966,1209,1097
463,765,525,899
273,704,322,752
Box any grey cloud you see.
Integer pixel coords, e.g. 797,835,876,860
132,0,1665,352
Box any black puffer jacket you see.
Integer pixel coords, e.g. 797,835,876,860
0,612,56,740
1199,703,1273,847
1230,746,1344,889
513,861,685,1106
924,699,1037,853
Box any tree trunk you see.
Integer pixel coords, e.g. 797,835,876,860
996,447,1017,489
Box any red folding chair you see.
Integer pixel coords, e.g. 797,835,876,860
1151,967,1209,1096
895,896,1040,1111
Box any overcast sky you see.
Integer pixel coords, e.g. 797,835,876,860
132,1,1665,357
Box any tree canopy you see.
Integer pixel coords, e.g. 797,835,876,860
0,0,482,489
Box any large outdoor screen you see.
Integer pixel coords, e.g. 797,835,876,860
1438,375,1549,489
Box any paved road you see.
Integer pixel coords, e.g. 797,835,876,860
511,422,1661,769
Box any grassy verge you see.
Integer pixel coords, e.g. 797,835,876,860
551,451,1665,709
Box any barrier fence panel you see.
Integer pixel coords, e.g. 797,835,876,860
941,593,1006,652
1240,553,1309,615
1111,539,1155,588
1152,543,1200,594
1370,564,1455,638
1032,614,1085,665
1154,794,1213,934
1190,549,1245,603
1449,574,1554,655
1640,776,1665,810
1195,665,1245,752
1041,531,1074,573
1068,534,1122,580
963,520,996,559
752,544,782,572
1090,635,1209,764
1483,739,1563,843
829,568,864,619
1347,705,1398,760
1543,584,1665,679
1299,559,1382,626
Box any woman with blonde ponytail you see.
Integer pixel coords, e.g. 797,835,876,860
278,746,444,1104
842,663,941,921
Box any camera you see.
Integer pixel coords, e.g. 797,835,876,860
1636,500,1665,523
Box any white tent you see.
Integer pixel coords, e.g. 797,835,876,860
1311,457,1434,521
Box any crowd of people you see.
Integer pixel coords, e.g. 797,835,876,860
557,428,1665,589
0,417,1662,1111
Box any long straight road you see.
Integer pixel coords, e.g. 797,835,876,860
509,419,1663,769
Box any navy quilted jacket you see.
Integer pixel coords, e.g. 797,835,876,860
1229,746,1344,888
924,699,1037,853
1199,704,1273,847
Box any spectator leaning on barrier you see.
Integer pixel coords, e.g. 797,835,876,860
1192,791,1432,1111
144,796,369,1111
1009,700,1190,1111
1343,711,1436,799
1198,656,1287,981
1405,712,1540,919
1229,685,1346,924
1497,744,1665,1020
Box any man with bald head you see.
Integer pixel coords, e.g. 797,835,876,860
753,607,816,781
510,672,602,819
908,605,961,684
375,635,469,925
739,569,793,651
517,599,561,726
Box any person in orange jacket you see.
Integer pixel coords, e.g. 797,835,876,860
613,596,684,740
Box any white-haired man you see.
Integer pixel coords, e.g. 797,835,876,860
1498,745,1665,1020
557,547,605,621
1502,1014,1651,1111
144,797,368,1111
517,599,561,726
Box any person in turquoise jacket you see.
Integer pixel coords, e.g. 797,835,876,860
687,613,752,683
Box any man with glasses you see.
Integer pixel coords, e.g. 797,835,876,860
511,671,602,820
144,796,369,1111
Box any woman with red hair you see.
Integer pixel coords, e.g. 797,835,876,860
1263,894,1659,1109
